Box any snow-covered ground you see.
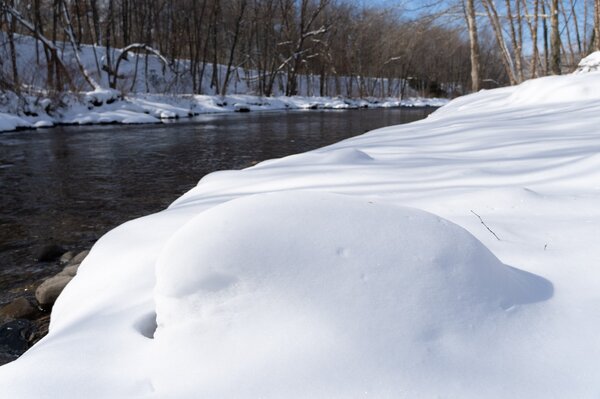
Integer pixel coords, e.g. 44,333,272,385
0,33,447,132
0,89,447,133
2,58,600,397
1,33,439,98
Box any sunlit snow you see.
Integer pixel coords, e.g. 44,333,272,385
2,61,600,397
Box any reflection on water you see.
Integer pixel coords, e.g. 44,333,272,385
0,108,433,302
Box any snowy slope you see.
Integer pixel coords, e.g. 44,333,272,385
1,33,424,98
2,67,600,397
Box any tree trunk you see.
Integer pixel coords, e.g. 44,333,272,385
465,0,480,92
541,0,549,73
505,0,524,82
482,0,517,84
7,1,19,91
221,0,247,96
595,0,600,51
550,0,561,74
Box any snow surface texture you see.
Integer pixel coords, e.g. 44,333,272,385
153,192,551,397
2,70,600,397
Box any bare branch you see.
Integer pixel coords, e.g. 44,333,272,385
471,210,501,241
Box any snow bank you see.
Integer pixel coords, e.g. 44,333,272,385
432,75,600,122
4,68,600,397
153,191,550,397
0,33,448,132
0,112,31,131
84,88,122,106
506,73,600,105
0,92,447,133
574,51,600,73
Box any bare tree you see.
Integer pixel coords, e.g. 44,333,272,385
221,0,247,95
465,0,480,91
482,0,518,84
550,0,561,74
595,0,600,51
505,0,524,81
1,2,74,90
60,0,101,90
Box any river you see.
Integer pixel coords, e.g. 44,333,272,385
0,108,434,304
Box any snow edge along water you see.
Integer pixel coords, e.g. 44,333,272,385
0,89,448,133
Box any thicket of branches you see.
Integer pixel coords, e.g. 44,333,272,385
0,0,511,98
2,0,597,98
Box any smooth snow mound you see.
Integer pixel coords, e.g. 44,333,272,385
433,65,600,118
574,51,600,73
0,112,31,131
506,73,600,105
153,191,551,398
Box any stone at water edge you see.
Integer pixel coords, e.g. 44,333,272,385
0,320,35,355
58,264,79,278
234,103,251,112
35,275,73,308
31,248,88,309
59,251,75,265
0,298,38,321
68,250,89,266
35,244,65,262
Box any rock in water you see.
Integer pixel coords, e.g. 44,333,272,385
35,244,65,262
0,298,37,321
69,250,89,266
59,251,75,265
58,265,79,277
35,275,73,308
0,320,35,355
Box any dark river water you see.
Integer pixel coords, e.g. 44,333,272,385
0,108,434,304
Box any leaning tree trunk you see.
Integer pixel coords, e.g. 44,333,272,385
482,0,518,84
111,43,169,89
60,0,101,90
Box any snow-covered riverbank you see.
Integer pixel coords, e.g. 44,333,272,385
2,59,600,397
0,33,447,133
0,90,447,133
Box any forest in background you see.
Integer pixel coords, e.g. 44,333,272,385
0,0,598,98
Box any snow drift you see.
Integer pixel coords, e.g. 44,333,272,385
153,191,550,397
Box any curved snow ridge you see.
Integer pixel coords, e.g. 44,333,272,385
574,51,600,73
0,112,32,131
153,191,552,397
506,73,600,106
433,71,600,119
254,148,375,169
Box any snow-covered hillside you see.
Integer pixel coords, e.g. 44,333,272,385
2,60,600,397
1,34,425,98
0,34,447,132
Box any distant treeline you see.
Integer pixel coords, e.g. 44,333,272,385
0,0,511,98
